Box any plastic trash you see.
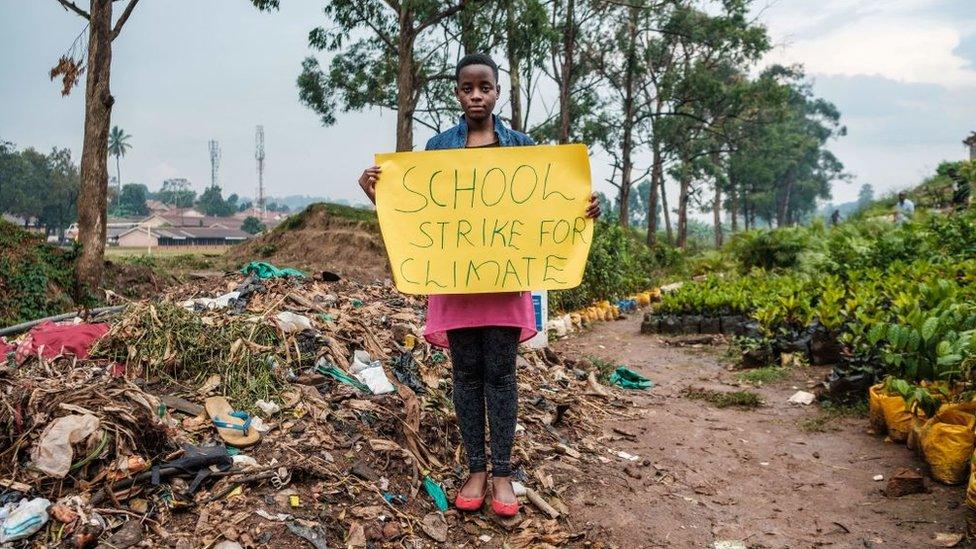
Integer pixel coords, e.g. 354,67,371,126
511,481,527,497
315,358,371,393
357,365,395,395
180,291,240,311
0,498,51,543
254,399,281,416
608,367,653,390
239,261,305,279
350,350,380,374
423,476,448,511
274,312,313,334
32,414,101,478
232,455,259,468
787,391,816,405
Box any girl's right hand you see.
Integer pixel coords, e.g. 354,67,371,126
358,165,381,204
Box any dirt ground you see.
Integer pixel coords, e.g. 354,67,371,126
552,314,969,548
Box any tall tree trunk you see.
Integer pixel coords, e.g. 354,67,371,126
659,174,672,244
460,3,479,54
558,0,575,144
776,169,795,227
75,0,114,297
729,173,738,233
676,154,690,249
646,138,662,246
617,5,638,228
395,22,416,152
711,151,722,247
115,154,121,194
505,0,523,132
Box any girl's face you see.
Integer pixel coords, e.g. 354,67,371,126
455,64,500,122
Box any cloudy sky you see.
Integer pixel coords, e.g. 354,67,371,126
1,0,974,208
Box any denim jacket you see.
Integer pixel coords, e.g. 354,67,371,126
425,114,534,151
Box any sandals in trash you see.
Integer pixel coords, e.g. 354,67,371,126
204,396,261,447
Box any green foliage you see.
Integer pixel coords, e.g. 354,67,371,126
549,221,658,312
727,227,809,271
0,143,79,238
157,178,196,208
110,183,149,217
0,220,76,327
738,365,789,384
196,185,237,217
683,387,763,409
241,216,266,234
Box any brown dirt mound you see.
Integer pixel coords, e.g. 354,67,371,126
227,203,390,282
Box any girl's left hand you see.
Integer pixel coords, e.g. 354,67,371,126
586,193,602,219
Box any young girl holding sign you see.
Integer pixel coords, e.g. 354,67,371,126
358,53,601,517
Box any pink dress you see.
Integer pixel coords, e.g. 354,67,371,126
423,292,537,349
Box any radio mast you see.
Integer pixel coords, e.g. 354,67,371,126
255,125,265,215
208,140,221,189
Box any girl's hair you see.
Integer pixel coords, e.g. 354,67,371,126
455,53,499,83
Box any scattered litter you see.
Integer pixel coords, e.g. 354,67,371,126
180,291,240,310
787,390,816,405
356,364,395,395
713,541,746,549
420,512,448,543
275,311,313,333
31,414,101,478
423,476,449,512
287,522,329,549
873,474,885,481
932,532,965,547
240,261,305,279
255,399,281,416
214,541,243,549
609,366,653,390
511,481,527,497
0,498,50,543
255,509,292,521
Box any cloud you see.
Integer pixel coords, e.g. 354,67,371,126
757,0,976,88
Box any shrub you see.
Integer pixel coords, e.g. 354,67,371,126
727,228,809,272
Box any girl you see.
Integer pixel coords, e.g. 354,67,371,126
358,53,601,517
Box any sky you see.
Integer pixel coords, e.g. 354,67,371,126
0,0,974,210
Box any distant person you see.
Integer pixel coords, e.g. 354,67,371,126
830,209,840,226
356,53,601,518
948,168,970,212
894,192,915,223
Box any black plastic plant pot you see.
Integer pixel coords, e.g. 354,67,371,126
810,330,844,365
700,316,721,334
641,314,661,334
661,315,682,335
681,315,703,334
720,315,747,336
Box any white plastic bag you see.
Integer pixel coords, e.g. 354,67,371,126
274,312,313,333
181,291,240,311
350,350,380,374
31,414,100,478
357,366,395,395
0,498,51,543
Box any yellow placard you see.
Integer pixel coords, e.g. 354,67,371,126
375,144,593,295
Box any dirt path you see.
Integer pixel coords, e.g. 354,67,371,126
552,315,968,548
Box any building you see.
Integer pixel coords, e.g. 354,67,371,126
116,226,251,248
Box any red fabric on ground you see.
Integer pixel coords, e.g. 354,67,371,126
14,321,109,364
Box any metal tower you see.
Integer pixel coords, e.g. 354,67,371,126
255,125,265,215
208,140,221,189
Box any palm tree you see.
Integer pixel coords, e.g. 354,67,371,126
107,126,132,193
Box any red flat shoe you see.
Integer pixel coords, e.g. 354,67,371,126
491,497,519,518
454,482,487,512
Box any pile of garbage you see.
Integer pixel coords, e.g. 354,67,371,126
0,263,634,547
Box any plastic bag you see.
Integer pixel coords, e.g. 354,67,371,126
920,405,976,485
966,454,976,510
0,498,50,543
868,384,887,433
31,414,100,478
350,350,379,374
274,312,313,334
356,366,395,395
870,385,917,442
609,367,653,390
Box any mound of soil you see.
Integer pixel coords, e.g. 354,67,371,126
103,261,175,300
227,203,390,283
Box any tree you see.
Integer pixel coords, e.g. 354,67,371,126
197,185,236,217
112,183,149,217
241,216,266,234
857,183,874,209
40,148,80,240
296,0,478,151
50,0,141,296
107,125,131,193
158,178,196,208
502,0,550,132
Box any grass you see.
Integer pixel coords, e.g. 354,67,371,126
738,366,791,384
683,387,763,409
587,356,619,383
276,202,378,233
797,399,869,433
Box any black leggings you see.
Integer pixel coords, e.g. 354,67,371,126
447,326,520,477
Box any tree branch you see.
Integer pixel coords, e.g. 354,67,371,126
415,0,483,35
56,0,90,20
112,0,140,40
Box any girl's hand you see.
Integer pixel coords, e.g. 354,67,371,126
358,165,381,204
586,193,601,219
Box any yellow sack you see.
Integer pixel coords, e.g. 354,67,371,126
650,288,662,301
906,416,927,458
878,388,916,442
636,292,651,307
920,406,976,485
868,384,887,433
966,455,976,510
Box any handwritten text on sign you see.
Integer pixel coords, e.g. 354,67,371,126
375,144,593,295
